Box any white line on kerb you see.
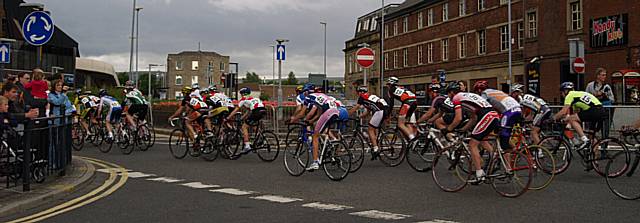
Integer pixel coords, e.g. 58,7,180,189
251,195,303,203
146,177,183,183
180,182,220,189
210,188,255,196
96,168,131,173
301,202,353,211
123,172,156,178
349,210,412,220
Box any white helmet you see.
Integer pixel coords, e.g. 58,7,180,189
511,84,525,93
387,77,399,85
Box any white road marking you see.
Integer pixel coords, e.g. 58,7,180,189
181,182,220,189
250,195,302,203
210,188,255,196
146,177,184,183
349,210,412,220
301,202,353,211
122,172,156,178
96,168,131,173
415,220,460,223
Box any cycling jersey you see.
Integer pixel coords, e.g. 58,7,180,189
357,93,388,112
99,96,122,123
124,89,148,106
564,91,602,112
295,93,306,106
481,89,521,114
189,97,209,111
213,93,233,108
431,95,454,113
388,86,417,106
451,92,493,113
305,93,338,112
238,96,265,110
518,94,548,113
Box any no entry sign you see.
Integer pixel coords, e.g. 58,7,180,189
573,57,585,74
356,47,375,68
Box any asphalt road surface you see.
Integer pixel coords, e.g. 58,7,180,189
3,135,638,223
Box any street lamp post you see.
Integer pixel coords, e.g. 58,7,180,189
0,38,16,81
380,0,385,95
128,0,137,82
320,22,327,77
275,39,289,123
508,0,513,92
135,7,143,87
270,45,275,101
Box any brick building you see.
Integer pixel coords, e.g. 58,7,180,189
166,51,229,100
344,3,400,99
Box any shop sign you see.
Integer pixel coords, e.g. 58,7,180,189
590,14,628,48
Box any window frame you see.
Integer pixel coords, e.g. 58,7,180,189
442,3,449,22
459,0,466,16
477,30,487,55
518,22,524,48
417,45,424,65
175,74,183,85
393,20,398,36
500,25,509,51
175,61,183,70
393,51,398,69
191,61,199,70
427,43,434,63
568,0,583,31
478,0,485,11
402,16,408,33
191,76,198,85
403,48,409,67
428,8,434,26
441,39,449,61
458,34,466,58
527,10,538,38
418,12,424,28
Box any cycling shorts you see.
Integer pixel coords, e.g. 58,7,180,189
532,107,551,127
399,101,417,124
577,106,607,123
127,104,148,121
470,109,500,141
369,110,385,129
246,107,267,126
80,108,96,119
443,112,468,129
209,107,229,125
314,108,340,134
107,107,123,124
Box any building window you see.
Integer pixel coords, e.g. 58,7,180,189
371,16,378,31
518,22,524,48
384,52,389,70
403,48,408,67
393,20,398,36
175,91,183,100
477,30,486,55
459,0,466,16
427,43,434,63
527,11,537,38
385,24,389,38
500,0,508,5
428,9,434,26
191,61,199,70
348,55,353,73
458,35,466,58
441,39,449,61
219,62,225,71
417,45,424,65
192,76,198,85
175,75,183,85
402,16,408,33
356,21,361,32
478,0,485,11
500,25,509,51
418,12,423,28
175,61,183,70
442,3,449,22
393,51,398,69
569,0,582,31
364,19,370,31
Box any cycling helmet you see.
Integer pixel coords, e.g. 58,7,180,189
295,85,304,93
181,86,193,95
511,84,525,93
560,82,574,91
473,80,489,92
191,82,200,89
387,76,399,85
429,83,442,91
356,86,369,93
98,89,108,97
302,83,315,92
84,90,93,95
446,82,462,93
75,88,82,95
200,88,210,95
125,80,135,89
207,85,217,93
239,87,251,96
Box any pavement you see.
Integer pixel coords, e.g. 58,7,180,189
0,156,95,218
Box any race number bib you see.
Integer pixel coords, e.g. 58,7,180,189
315,96,326,104
444,98,454,107
523,94,537,102
81,98,89,104
110,101,120,107
580,95,592,104
393,88,404,96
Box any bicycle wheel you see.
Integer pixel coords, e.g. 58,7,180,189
378,129,406,167
169,129,189,159
146,123,156,147
119,127,133,155
71,123,85,151
527,145,556,190
539,136,572,174
606,150,640,200
343,134,365,173
201,135,220,162
138,124,152,151
490,150,532,198
255,130,280,162
406,136,436,172
322,140,352,181
99,130,113,153
284,138,309,177
592,138,630,177
431,147,472,192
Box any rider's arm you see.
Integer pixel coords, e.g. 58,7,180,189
426,111,443,124
304,106,318,122
358,109,369,119
417,107,436,123
169,104,184,119
447,107,463,132
226,107,241,120
348,104,361,116
553,105,571,121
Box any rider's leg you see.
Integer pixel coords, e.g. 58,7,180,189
532,127,542,145
469,139,484,176
567,115,588,141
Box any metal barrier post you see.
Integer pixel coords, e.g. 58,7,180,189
22,120,32,192
60,108,67,176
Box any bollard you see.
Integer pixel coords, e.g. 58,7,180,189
23,120,32,192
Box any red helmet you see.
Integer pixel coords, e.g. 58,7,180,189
473,80,489,92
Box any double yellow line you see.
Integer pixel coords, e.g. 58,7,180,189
8,157,128,223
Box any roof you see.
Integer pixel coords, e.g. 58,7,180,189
385,0,441,20
75,58,120,86
168,51,228,57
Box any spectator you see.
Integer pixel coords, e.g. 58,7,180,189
586,67,614,138
6,75,18,84
16,72,33,109
26,69,48,118
0,96,15,128
2,83,38,123
48,80,74,117
458,81,467,92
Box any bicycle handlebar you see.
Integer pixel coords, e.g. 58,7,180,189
169,118,180,127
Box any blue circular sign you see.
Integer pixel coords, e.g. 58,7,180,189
21,11,55,46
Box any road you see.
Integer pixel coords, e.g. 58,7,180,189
2,135,638,223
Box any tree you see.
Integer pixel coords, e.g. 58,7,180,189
244,72,261,83
283,71,298,85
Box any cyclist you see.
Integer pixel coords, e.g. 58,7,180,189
203,86,231,128
123,81,149,129
417,83,446,127
510,84,551,144
444,82,500,183
75,89,100,135
289,85,306,123
300,88,342,170
473,80,522,152
552,82,606,147
168,86,207,149
386,76,418,142
96,89,123,141
226,87,267,155
349,86,389,159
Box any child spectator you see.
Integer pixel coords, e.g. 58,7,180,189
25,69,48,99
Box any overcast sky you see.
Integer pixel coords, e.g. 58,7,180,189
37,0,403,78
